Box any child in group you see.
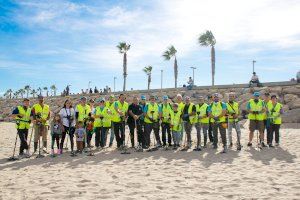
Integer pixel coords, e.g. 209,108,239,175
75,121,86,153
170,103,183,149
50,114,64,156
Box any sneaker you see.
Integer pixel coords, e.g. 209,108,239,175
42,147,49,154
247,142,252,147
229,143,233,148
268,144,274,148
237,145,242,151
275,143,280,147
51,149,55,155
213,145,218,149
261,142,267,147
109,143,113,147
193,147,202,151
221,147,227,153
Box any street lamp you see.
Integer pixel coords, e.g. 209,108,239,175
88,81,91,90
252,60,256,73
190,67,196,85
114,77,117,92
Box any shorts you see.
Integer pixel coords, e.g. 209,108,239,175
249,120,264,133
34,124,48,142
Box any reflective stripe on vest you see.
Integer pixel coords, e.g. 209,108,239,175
171,110,182,131
226,102,239,122
195,103,209,124
76,104,91,122
33,104,50,125
94,106,111,127
267,102,282,124
161,103,172,123
111,101,128,123
15,106,31,129
144,103,159,124
186,103,196,124
248,99,264,121
210,102,226,123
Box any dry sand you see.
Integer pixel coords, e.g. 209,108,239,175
0,122,299,200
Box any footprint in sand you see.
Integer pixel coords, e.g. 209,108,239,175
156,186,163,190
112,175,118,179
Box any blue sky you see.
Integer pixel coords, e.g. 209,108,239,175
0,0,299,95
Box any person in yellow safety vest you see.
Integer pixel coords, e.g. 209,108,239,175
111,94,128,148
93,97,111,148
106,95,116,147
11,98,32,157
262,92,272,141
247,92,267,148
176,94,185,140
159,95,173,147
75,96,92,149
208,93,228,153
267,95,283,147
182,96,196,149
75,96,92,123
170,103,183,149
31,95,50,153
144,95,162,148
194,96,209,151
207,95,214,143
226,92,242,151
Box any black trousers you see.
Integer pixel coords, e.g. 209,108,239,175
114,122,125,148
18,129,28,154
161,122,172,145
128,120,144,147
208,122,214,142
61,126,75,152
144,122,161,147
95,127,108,147
269,124,280,144
264,120,272,143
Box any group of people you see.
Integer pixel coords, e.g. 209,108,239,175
11,90,283,158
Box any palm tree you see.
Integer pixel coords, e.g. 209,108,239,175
5,89,13,99
24,85,31,98
198,30,216,86
31,89,37,98
143,66,153,90
37,87,42,95
19,89,25,98
43,87,48,97
162,45,178,88
13,91,19,99
117,42,131,91
50,85,57,96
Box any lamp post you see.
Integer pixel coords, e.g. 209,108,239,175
88,81,91,91
190,67,196,85
113,77,117,92
252,60,256,73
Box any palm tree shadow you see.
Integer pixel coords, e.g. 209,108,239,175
246,146,296,165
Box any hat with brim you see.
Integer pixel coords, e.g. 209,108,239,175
253,92,260,97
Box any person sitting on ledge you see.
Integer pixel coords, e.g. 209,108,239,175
187,77,194,90
297,70,300,83
249,72,262,87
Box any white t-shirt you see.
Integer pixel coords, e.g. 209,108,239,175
59,107,76,127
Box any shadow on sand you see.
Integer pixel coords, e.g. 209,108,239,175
0,144,296,171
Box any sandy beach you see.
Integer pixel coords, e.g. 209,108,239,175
0,122,299,200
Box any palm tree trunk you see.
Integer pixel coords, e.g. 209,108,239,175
211,46,215,86
174,57,178,88
148,75,151,90
123,53,127,91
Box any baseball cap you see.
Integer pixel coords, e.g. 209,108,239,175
141,95,146,100
253,92,260,97
163,95,168,100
